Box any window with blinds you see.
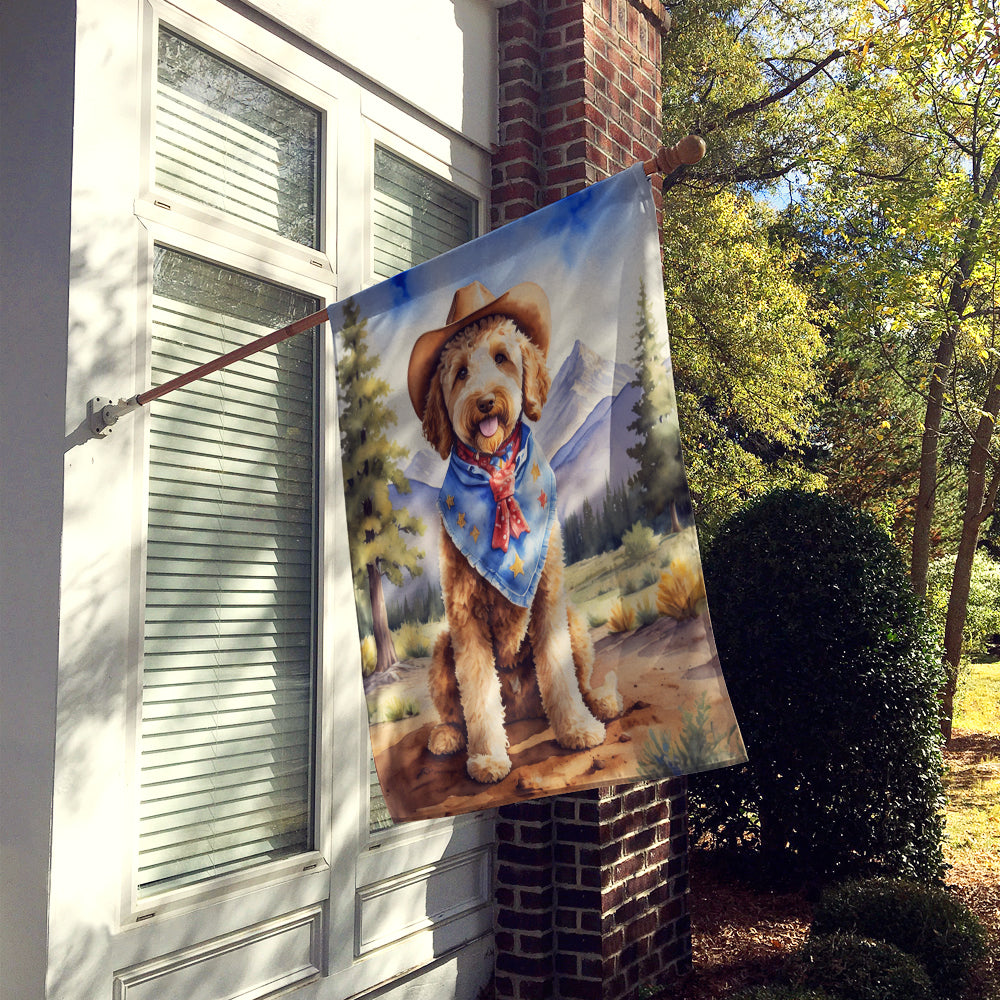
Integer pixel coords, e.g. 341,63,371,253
368,148,477,832
139,248,319,896
155,27,320,248
372,146,477,280
139,30,323,896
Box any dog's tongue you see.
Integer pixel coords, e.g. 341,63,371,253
479,415,499,439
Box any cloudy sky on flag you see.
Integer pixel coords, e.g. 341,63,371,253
328,164,667,452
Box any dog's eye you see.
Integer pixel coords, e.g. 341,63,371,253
456,366,468,381
494,352,507,366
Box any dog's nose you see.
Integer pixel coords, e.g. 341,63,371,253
477,397,494,414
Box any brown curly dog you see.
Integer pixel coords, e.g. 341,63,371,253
407,281,622,784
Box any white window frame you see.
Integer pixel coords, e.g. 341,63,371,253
122,0,341,934
111,1,497,992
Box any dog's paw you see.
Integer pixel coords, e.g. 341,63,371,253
588,670,624,720
466,752,512,784
427,723,466,756
555,713,606,751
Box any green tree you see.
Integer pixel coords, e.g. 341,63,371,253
663,189,826,532
804,0,1000,735
336,299,424,674
660,0,853,196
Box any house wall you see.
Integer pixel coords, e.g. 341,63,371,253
1,1,694,997
0,1,76,995
2,2,499,998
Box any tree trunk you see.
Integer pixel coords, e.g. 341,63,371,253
940,377,1000,740
670,500,682,534
368,560,399,674
910,154,997,594
910,327,956,598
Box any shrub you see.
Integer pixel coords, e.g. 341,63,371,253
634,598,659,628
607,598,636,633
638,694,741,778
380,696,420,723
394,622,432,659
791,933,934,1000
621,567,658,596
656,556,707,620
692,489,946,882
811,878,988,999
622,522,657,560
732,988,836,1000
360,634,377,677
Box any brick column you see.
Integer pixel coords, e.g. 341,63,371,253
493,0,668,227
491,3,691,998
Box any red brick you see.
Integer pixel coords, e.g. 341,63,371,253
498,863,553,888
558,930,603,955
546,163,589,186
503,79,541,104
626,869,658,896
540,27,565,49
555,951,579,976
498,906,551,931
496,952,551,978
520,930,555,954
542,39,587,69
520,886,554,910
560,979,604,1000
545,120,588,147
502,40,538,64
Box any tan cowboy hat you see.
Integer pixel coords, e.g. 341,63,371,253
407,280,551,418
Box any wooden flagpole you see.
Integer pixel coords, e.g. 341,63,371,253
642,134,706,177
88,135,705,437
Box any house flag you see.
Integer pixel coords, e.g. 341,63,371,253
329,164,746,822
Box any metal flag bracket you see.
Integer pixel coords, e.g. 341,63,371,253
88,395,141,438
86,136,705,439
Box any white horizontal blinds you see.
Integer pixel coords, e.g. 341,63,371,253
139,247,319,895
156,28,320,248
372,146,477,280
368,149,478,833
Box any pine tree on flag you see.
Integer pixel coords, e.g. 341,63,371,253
336,299,424,673
627,279,686,533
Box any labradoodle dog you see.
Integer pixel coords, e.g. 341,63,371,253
406,280,622,784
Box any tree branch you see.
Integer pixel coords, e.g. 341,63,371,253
703,49,847,133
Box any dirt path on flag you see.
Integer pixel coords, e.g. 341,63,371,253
364,612,741,822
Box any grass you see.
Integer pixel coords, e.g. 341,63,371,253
945,661,1000,868
955,659,1000,734
564,525,704,627
943,660,1000,1000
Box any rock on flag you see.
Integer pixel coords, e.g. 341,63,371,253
328,164,746,823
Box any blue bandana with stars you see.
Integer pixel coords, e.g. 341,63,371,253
439,422,557,607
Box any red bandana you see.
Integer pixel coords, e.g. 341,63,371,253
455,425,530,552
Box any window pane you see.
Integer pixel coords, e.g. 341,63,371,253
139,246,318,895
372,146,477,279
368,150,478,832
156,28,320,248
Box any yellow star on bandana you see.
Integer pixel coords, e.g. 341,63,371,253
510,552,525,578
445,495,455,508
457,511,466,527
531,461,541,482
470,524,480,542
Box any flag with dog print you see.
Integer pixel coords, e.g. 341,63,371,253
329,163,746,823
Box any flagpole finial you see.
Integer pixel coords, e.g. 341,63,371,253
643,135,706,176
